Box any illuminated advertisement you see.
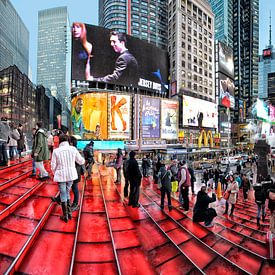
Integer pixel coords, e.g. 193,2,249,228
254,99,269,121
71,23,169,92
219,73,235,109
239,100,245,122
108,94,131,139
142,97,160,138
161,99,178,139
270,104,275,122
182,95,218,129
218,42,234,78
71,92,108,140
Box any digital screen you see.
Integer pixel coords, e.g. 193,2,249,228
71,23,169,92
108,94,131,139
270,104,275,122
219,73,235,108
263,48,272,58
161,99,178,139
141,97,160,138
218,42,234,78
255,98,269,121
77,140,125,150
71,92,108,140
182,95,218,129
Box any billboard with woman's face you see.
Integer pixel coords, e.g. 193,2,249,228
141,97,160,138
71,92,108,140
71,23,169,92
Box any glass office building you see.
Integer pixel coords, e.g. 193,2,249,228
37,7,71,127
0,0,29,75
233,0,259,121
99,0,168,49
208,0,233,48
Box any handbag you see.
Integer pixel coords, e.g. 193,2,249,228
158,171,167,189
223,190,231,200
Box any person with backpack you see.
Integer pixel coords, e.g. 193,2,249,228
158,161,172,211
122,151,129,197
188,165,196,195
169,159,178,198
83,140,94,179
142,155,151,177
178,160,191,212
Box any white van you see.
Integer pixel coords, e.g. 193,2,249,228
221,156,239,165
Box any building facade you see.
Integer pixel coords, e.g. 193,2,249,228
0,0,29,76
233,0,259,121
37,7,71,127
98,0,168,49
209,0,233,48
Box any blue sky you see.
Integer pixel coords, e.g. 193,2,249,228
10,0,275,83
10,0,98,82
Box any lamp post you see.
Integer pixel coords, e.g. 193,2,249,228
226,107,231,172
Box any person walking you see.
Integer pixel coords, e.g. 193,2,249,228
242,174,251,202
178,160,191,213
142,155,151,177
193,186,217,227
122,151,130,197
253,182,267,226
158,162,172,211
127,151,142,208
83,140,94,179
51,134,85,222
32,122,49,180
224,175,239,216
17,123,25,161
114,148,123,184
0,118,10,166
8,122,20,161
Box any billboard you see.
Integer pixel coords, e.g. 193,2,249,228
270,104,275,122
219,73,235,108
141,97,160,138
218,41,234,78
182,95,218,129
71,23,169,92
71,93,108,140
161,99,178,139
108,94,131,139
255,98,269,121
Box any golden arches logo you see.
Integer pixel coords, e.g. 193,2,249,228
198,130,213,148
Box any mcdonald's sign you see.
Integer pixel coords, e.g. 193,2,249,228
198,130,213,148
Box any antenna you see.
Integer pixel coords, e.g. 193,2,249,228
269,11,272,47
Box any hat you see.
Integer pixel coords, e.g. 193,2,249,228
90,140,94,145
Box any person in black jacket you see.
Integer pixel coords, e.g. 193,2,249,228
127,151,142,208
122,151,129,197
193,186,217,227
253,182,267,226
158,163,172,211
266,180,275,233
142,155,151,177
83,140,94,179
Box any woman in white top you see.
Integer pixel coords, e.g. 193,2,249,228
51,134,85,222
224,175,239,216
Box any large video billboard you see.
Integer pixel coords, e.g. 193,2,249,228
71,23,169,92
108,94,131,139
161,99,178,139
182,95,218,129
219,73,235,108
218,42,234,78
71,93,108,139
141,97,160,138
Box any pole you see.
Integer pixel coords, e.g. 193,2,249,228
227,107,230,172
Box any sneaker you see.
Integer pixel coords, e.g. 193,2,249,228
205,222,214,228
132,203,140,208
71,203,79,212
183,210,189,214
29,173,36,177
38,175,50,181
179,206,184,210
168,206,172,212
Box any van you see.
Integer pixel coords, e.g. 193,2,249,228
221,156,239,165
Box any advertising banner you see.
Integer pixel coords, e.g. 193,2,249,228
161,99,178,139
255,98,269,121
141,97,160,138
71,92,108,140
182,95,218,129
108,94,131,139
270,104,275,122
71,23,169,92
219,73,235,109
239,100,245,122
218,41,234,78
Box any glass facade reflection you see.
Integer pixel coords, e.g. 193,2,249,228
0,0,29,76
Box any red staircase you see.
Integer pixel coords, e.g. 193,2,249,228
0,161,274,274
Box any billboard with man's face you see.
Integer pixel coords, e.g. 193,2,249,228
71,23,169,92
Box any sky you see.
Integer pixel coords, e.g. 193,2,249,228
9,0,275,83
10,0,98,82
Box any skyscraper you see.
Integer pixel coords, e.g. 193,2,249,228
233,0,259,121
258,14,275,100
98,0,168,49
37,7,71,128
0,0,29,75
208,0,233,48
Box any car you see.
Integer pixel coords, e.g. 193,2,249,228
221,156,239,165
199,162,214,170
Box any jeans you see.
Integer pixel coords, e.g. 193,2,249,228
0,141,8,164
58,181,73,202
9,146,17,160
129,183,140,206
257,203,265,219
35,161,48,177
32,159,36,174
124,177,129,197
161,188,171,208
225,201,235,215
181,186,189,211
116,167,121,183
